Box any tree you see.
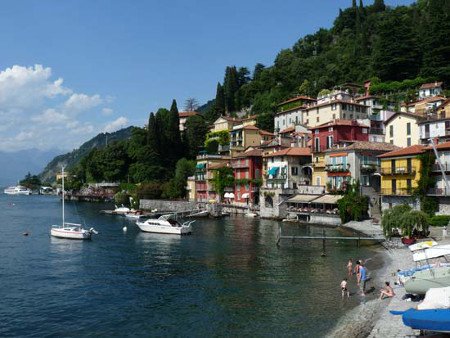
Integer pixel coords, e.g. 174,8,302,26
372,0,385,12
214,82,225,118
223,66,239,113
211,166,234,200
382,204,412,237
167,99,183,165
162,158,196,199
185,115,208,158
337,181,369,223
184,97,199,112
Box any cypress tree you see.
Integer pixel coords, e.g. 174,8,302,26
223,66,239,113
214,83,226,117
147,113,161,161
373,0,385,12
168,99,183,161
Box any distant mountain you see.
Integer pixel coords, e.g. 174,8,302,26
0,149,61,187
39,126,135,183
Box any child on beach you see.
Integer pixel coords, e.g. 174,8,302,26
379,281,395,299
347,259,353,277
340,278,349,298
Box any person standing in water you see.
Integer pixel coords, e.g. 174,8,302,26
354,260,361,285
359,263,368,295
340,278,350,298
347,259,353,277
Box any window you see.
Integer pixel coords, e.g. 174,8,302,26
315,129,319,134
407,138,411,146
316,177,321,185
315,138,320,152
390,140,393,144
316,116,320,123
362,128,368,134
331,103,337,110
350,114,353,119
291,166,298,175
343,114,346,119
406,122,411,136
407,179,412,191
361,175,370,186
326,135,333,149
389,125,394,138
328,127,333,132
342,104,347,110
332,114,336,119
295,116,298,124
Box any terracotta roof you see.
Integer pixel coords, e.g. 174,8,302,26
276,104,308,115
278,95,316,106
263,147,311,157
311,119,369,130
179,111,199,118
420,82,443,90
279,126,295,134
384,112,424,125
333,141,400,152
378,145,426,158
235,148,263,158
259,129,274,136
355,95,380,101
305,99,368,111
218,116,242,122
242,125,259,130
426,141,450,151
208,162,229,170
424,96,446,103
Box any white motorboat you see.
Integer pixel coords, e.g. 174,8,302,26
4,185,31,195
124,211,144,220
114,205,132,214
50,167,98,240
136,214,194,235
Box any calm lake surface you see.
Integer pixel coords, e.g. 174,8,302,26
0,194,381,337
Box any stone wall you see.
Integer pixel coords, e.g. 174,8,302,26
310,214,341,226
140,199,196,212
381,195,419,211
259,188,290,219
437,197,450,215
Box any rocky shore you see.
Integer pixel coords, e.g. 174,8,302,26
327,221,450,337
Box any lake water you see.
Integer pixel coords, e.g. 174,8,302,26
0,194,382,337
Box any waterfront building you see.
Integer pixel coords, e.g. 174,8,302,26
419,81,443,99
186,176,196,202
384,112,423,147
231,148,263,206
194,153,231,202
418,100,450,144
378,145,425,211
274,95,316,133
310,119,369,188
302,90,369,128
178,111,199,131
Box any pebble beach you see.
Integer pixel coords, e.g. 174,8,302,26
327,221,450,337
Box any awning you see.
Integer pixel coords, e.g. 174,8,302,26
242,193,250,199
268,166,279,175
224,192,235,199
311,194,343,204
196,163,206,169
287,194,320,203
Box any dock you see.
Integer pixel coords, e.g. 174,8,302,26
276,225,385,252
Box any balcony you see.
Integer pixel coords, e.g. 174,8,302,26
381,167,416,175
427,188,450,196
369,128,384,135
218,144,230,153
312,161,326,168
325,164,350,173
432,163,450,172
265,174,287,185
232,160,249,169
381,188,413,196
360,163,378,173
369,114,382,121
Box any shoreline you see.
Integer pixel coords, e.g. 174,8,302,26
327,221,450,337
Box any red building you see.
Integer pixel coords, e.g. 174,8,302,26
231,148,263,206
310,119,369,152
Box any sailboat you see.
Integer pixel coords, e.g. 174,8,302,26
50,167,98,240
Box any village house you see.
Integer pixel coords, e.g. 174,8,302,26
194,153,231,203
418,100,450,144
302,90,369,128
229,124,262,157
231,148,263,206
419,81,443,99
310,119,369,188
384,112,423,147
274,95,316,132
378,145,425,211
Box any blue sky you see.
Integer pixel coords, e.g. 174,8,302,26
0,0,415,152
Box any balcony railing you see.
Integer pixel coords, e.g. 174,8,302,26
232,161,249,168
369,114,382,121
432,163,450,172
218,144,230,152
360,163,378,173
428,188,450,196
381,188,413,196
325,164,350,172
369,128,384,135
381,167,416,175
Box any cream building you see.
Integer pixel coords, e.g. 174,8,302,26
384,112,423,148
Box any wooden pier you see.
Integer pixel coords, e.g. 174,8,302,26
276,226,385,253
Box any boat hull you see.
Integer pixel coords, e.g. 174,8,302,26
404,267,450,294
401,308,450,333
136,222,191,235
50,227,92,240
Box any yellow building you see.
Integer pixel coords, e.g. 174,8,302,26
378,145,426,211
311,152,327,187
230,125,262,157
385,112,423,148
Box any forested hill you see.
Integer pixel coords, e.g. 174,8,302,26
39,126,134,183
202,0,450,126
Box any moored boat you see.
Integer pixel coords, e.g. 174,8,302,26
4,185,32,195
136,214,194,235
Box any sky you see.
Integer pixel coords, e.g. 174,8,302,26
0,0,415,153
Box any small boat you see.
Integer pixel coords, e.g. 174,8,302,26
391,287,450,333
136,214,194,235
186,210,209,218
4,185,32,195
50,167,98,240
124,212,144,220
404,244,450,294
114,205,132,214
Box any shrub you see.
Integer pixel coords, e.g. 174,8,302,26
429,215,450,227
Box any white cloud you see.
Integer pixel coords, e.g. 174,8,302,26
0,64,123,152
103,117,129,133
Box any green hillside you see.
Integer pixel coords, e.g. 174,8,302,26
39,126,134,183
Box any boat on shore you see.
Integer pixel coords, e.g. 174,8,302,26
4,185,32,195
136,214,194,235
50,167,98,240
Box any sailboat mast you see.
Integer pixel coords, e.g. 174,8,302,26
62,166,65,226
